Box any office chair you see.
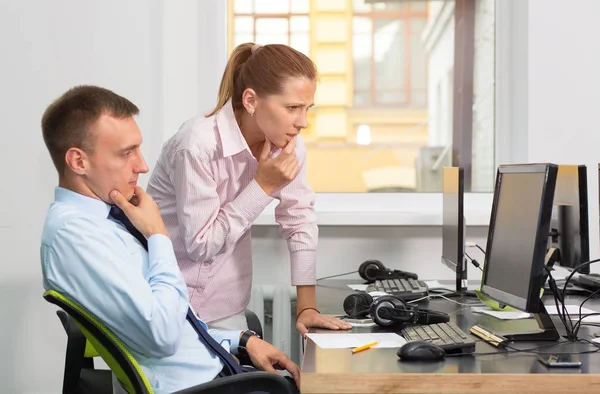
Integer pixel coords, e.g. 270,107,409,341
44,291,293,394
55,310,113,394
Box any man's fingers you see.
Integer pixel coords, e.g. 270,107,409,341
278,358,301,387
133,185,146,198
261,362,277,374
109,190,129,211
130,186,146,206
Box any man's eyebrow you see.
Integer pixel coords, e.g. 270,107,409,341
119,144,140,152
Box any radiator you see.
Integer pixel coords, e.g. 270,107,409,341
251,284,303,363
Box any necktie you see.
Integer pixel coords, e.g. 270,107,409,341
108,206,244,375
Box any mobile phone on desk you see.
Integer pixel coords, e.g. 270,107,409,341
537,354,582,368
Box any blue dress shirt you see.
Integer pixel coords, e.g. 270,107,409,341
41,187,242,394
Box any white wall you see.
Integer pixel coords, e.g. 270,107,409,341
1,0,600,392
528,0,600,260
0,1,223,392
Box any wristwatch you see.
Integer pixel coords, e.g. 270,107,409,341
238,330,258,356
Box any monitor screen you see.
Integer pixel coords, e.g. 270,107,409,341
441,167,465,281
481,164,558,312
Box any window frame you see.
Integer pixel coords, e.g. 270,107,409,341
254,0,527,226
170,1,527,226
352,5,429,108
231,2,309,51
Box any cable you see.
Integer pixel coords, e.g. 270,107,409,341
433,293,486,307
558,257,600,340
544,266,574,340
446,338,600,358
571,287,600,337
406,292,485,307
475,244,486,256
464,251,483,272
316,270,358,281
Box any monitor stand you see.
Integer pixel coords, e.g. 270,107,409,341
456,217,470,295
503,301,560,342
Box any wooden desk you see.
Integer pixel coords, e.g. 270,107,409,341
301,280,600,394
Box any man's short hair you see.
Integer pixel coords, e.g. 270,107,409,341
41,85,140,174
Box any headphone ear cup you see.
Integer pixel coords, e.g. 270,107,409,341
369,295,410,327
343,293,373,318
359,260,386,282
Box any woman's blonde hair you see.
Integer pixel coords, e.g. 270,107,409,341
206,43,317,117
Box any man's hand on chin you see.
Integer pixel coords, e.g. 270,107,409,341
245,336,300,387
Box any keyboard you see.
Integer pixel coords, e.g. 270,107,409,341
401,322,476,354
573,274,600,292
365,278,429,301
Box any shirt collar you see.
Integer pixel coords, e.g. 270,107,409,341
215,100,251,158
54,187,112,218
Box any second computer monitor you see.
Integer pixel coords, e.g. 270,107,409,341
441,167,466,293
550,165,590,273
481,163,558,313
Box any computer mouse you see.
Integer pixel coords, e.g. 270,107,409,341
397,341,445,362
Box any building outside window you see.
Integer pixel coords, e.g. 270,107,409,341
229,0,495,193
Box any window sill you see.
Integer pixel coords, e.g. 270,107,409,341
254,193,493,227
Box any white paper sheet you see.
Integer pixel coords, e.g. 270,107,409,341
544,305,600,323
305,333,407,349
471,307,531,320
424,280,481,291
347,284,369,291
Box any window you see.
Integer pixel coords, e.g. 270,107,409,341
353,1,428,107
229,0,495,193
231,0,310,55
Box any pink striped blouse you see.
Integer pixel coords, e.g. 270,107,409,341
147,100,318,322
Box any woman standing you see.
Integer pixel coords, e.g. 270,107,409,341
148,43,352,335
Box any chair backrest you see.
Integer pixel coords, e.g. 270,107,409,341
44,290,154,394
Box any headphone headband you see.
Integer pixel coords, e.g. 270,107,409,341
342,293,449,327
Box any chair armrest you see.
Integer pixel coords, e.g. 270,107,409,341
238,309,264,367
172,371,295,394
245,309,263,339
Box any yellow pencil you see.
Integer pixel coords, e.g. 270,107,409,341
352,341,379,354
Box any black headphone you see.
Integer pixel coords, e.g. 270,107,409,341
343,293,450,327
358,260,419,283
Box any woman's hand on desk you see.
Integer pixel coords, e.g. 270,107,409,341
296,309,352,336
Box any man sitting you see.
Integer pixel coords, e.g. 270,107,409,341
40,85,300,394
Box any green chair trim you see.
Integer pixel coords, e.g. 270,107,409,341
84,340,100,358
44,290,154,394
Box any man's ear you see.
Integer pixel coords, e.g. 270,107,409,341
241,88,258,115
65,147,88,175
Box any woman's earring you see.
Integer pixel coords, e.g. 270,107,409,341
250,110,254,117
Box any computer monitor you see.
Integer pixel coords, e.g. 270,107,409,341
441,167,467,294
479,163,559,341
549,165,590,273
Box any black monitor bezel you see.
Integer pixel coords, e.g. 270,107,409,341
441,167,466,293
552,165,590,273
481,163,558,313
